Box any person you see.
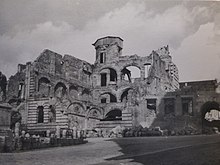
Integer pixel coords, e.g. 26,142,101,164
0,71,7,101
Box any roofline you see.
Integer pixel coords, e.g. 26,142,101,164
179,79,217,84
92,36,123,46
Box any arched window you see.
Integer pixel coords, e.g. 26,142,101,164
69,85,78,100
121,90,129,102
120,88,133,103
38,77,50,97
81,88,90,101
37,106,44,123
121,66,141,83
54,82,67,98
102,109,122,121
109,68,117,83
100,93,117,103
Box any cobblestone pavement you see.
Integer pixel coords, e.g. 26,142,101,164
1,135,220,165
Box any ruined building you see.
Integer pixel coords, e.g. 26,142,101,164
6,36,220,134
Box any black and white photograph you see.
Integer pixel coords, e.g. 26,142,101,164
0,0,220,164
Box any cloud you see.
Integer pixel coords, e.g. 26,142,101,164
173,23,220,81
0,1,219,82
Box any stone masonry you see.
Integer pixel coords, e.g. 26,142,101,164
5,36,220,134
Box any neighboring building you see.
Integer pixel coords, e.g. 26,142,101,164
150,80,220,133
5,36,220,134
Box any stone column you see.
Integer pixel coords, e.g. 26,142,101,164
140,66,145,81
15,122,20,138
21,130,26,137
46,130,50,137
72,126,77,139
77,130,81,139
84,117,88,130
159,98,165,115
62,129,67,138
107,71,110,86
56,126,60,138
117,72,121,85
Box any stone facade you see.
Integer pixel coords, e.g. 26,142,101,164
150,80,220,133
5,36,220,134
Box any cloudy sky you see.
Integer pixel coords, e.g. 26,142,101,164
0,0,219,82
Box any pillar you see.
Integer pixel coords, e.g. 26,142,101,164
56,126,60,138
15,122,20,138
140,67,145,81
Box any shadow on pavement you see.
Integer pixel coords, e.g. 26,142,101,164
104,136,220,165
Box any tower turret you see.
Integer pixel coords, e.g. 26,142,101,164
92,36,123,64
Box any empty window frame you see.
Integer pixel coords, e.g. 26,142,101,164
101,98,107,103
182,98,193,115
101,73,107,86
100,52,106,64
147,99,157,112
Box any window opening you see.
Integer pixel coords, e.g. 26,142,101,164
101,98,107,103
37,106,44,123
101,73,107,86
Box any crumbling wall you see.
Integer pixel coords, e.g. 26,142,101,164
7,71,26,102
8,36,184,133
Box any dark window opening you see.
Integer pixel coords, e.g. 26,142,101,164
101,109,122,121
147,99,157,112
121,90,128,102
110,68,117,82
101,98,107,103
37,106,44,123
100,52,105,63
101,73,107,86
110,94,117,103
164,98,175,114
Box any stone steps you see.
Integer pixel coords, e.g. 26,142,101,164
96,120,132,129
27,123,68,131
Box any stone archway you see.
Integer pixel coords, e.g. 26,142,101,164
38,77,50,97
101,108,122,121
67,102,86,130
54,82,67,99
201,101,220,132
85,107,103,129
